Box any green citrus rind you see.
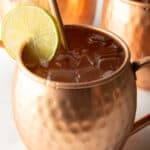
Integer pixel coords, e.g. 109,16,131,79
2,5,60,62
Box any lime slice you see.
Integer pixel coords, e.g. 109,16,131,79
2,5,60,62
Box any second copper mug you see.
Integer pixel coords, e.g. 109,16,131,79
11,25,150,150
101,0,150,90
0,0,96,25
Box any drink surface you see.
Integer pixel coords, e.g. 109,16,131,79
23,26,125,82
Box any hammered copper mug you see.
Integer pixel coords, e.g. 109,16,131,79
11,25,150,150
101,0,150,90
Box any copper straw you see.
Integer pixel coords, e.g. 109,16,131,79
48,0,69,51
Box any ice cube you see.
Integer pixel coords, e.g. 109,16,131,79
102,70,114,78
65,53,78,68
87,33,111,47
94,53,102,68
81,49,89,54
70,49,80,60
107,42,119,49
95,58,102,69
55,54,66,61
40,59,49,68
75,71,81,82
75,59,81,67
86,55,94,66
55,62,62,68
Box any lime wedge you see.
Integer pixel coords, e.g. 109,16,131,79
2,5,60,62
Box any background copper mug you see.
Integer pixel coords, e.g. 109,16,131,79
8,25,150,150
0,0,96,25
101,0,150,90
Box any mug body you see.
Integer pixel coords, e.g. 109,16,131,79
13,25,136,150
101,0,150,89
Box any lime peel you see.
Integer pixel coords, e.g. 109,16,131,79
2,5,60,62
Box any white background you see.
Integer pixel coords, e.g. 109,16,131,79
0,0,150,149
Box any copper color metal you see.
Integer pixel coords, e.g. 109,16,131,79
0,0,96,24
11,25,150,150
101,0,150,90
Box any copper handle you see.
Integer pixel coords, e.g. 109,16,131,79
132,57,150,72
131,114,150,136
131,57,150,136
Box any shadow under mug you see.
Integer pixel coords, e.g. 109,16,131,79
101,0,150,90
1,25,150,150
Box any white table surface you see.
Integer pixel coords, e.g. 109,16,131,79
0,1,150,149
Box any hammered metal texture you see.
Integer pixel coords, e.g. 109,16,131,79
101,0,150,90
13,63,136,150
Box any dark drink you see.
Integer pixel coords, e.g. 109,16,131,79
22,26,125,82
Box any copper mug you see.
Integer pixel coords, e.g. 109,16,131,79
9,25,150,150
0,0,96,25
101,0,150,90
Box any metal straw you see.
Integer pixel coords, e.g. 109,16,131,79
48,0,69,51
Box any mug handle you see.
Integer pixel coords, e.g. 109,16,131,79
131,57,150,136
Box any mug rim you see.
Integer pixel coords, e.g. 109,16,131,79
121,0,150,7
17,24,130,89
